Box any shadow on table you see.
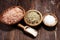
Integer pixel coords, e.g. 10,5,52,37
42,22,56,31
0,22,17,31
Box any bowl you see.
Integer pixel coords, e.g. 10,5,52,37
43,13,58,27
24,10,43,26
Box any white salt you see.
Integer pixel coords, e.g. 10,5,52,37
43,15,57,26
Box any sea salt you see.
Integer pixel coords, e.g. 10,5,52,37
43,15,57,26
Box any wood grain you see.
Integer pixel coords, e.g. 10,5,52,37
0,0,60,40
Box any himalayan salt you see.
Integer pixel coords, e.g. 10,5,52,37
1,6,25,25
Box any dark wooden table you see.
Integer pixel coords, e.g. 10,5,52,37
0,0,60,40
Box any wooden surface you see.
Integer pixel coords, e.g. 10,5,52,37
0,0,60,40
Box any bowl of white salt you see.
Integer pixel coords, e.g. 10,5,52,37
43,14,58,27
